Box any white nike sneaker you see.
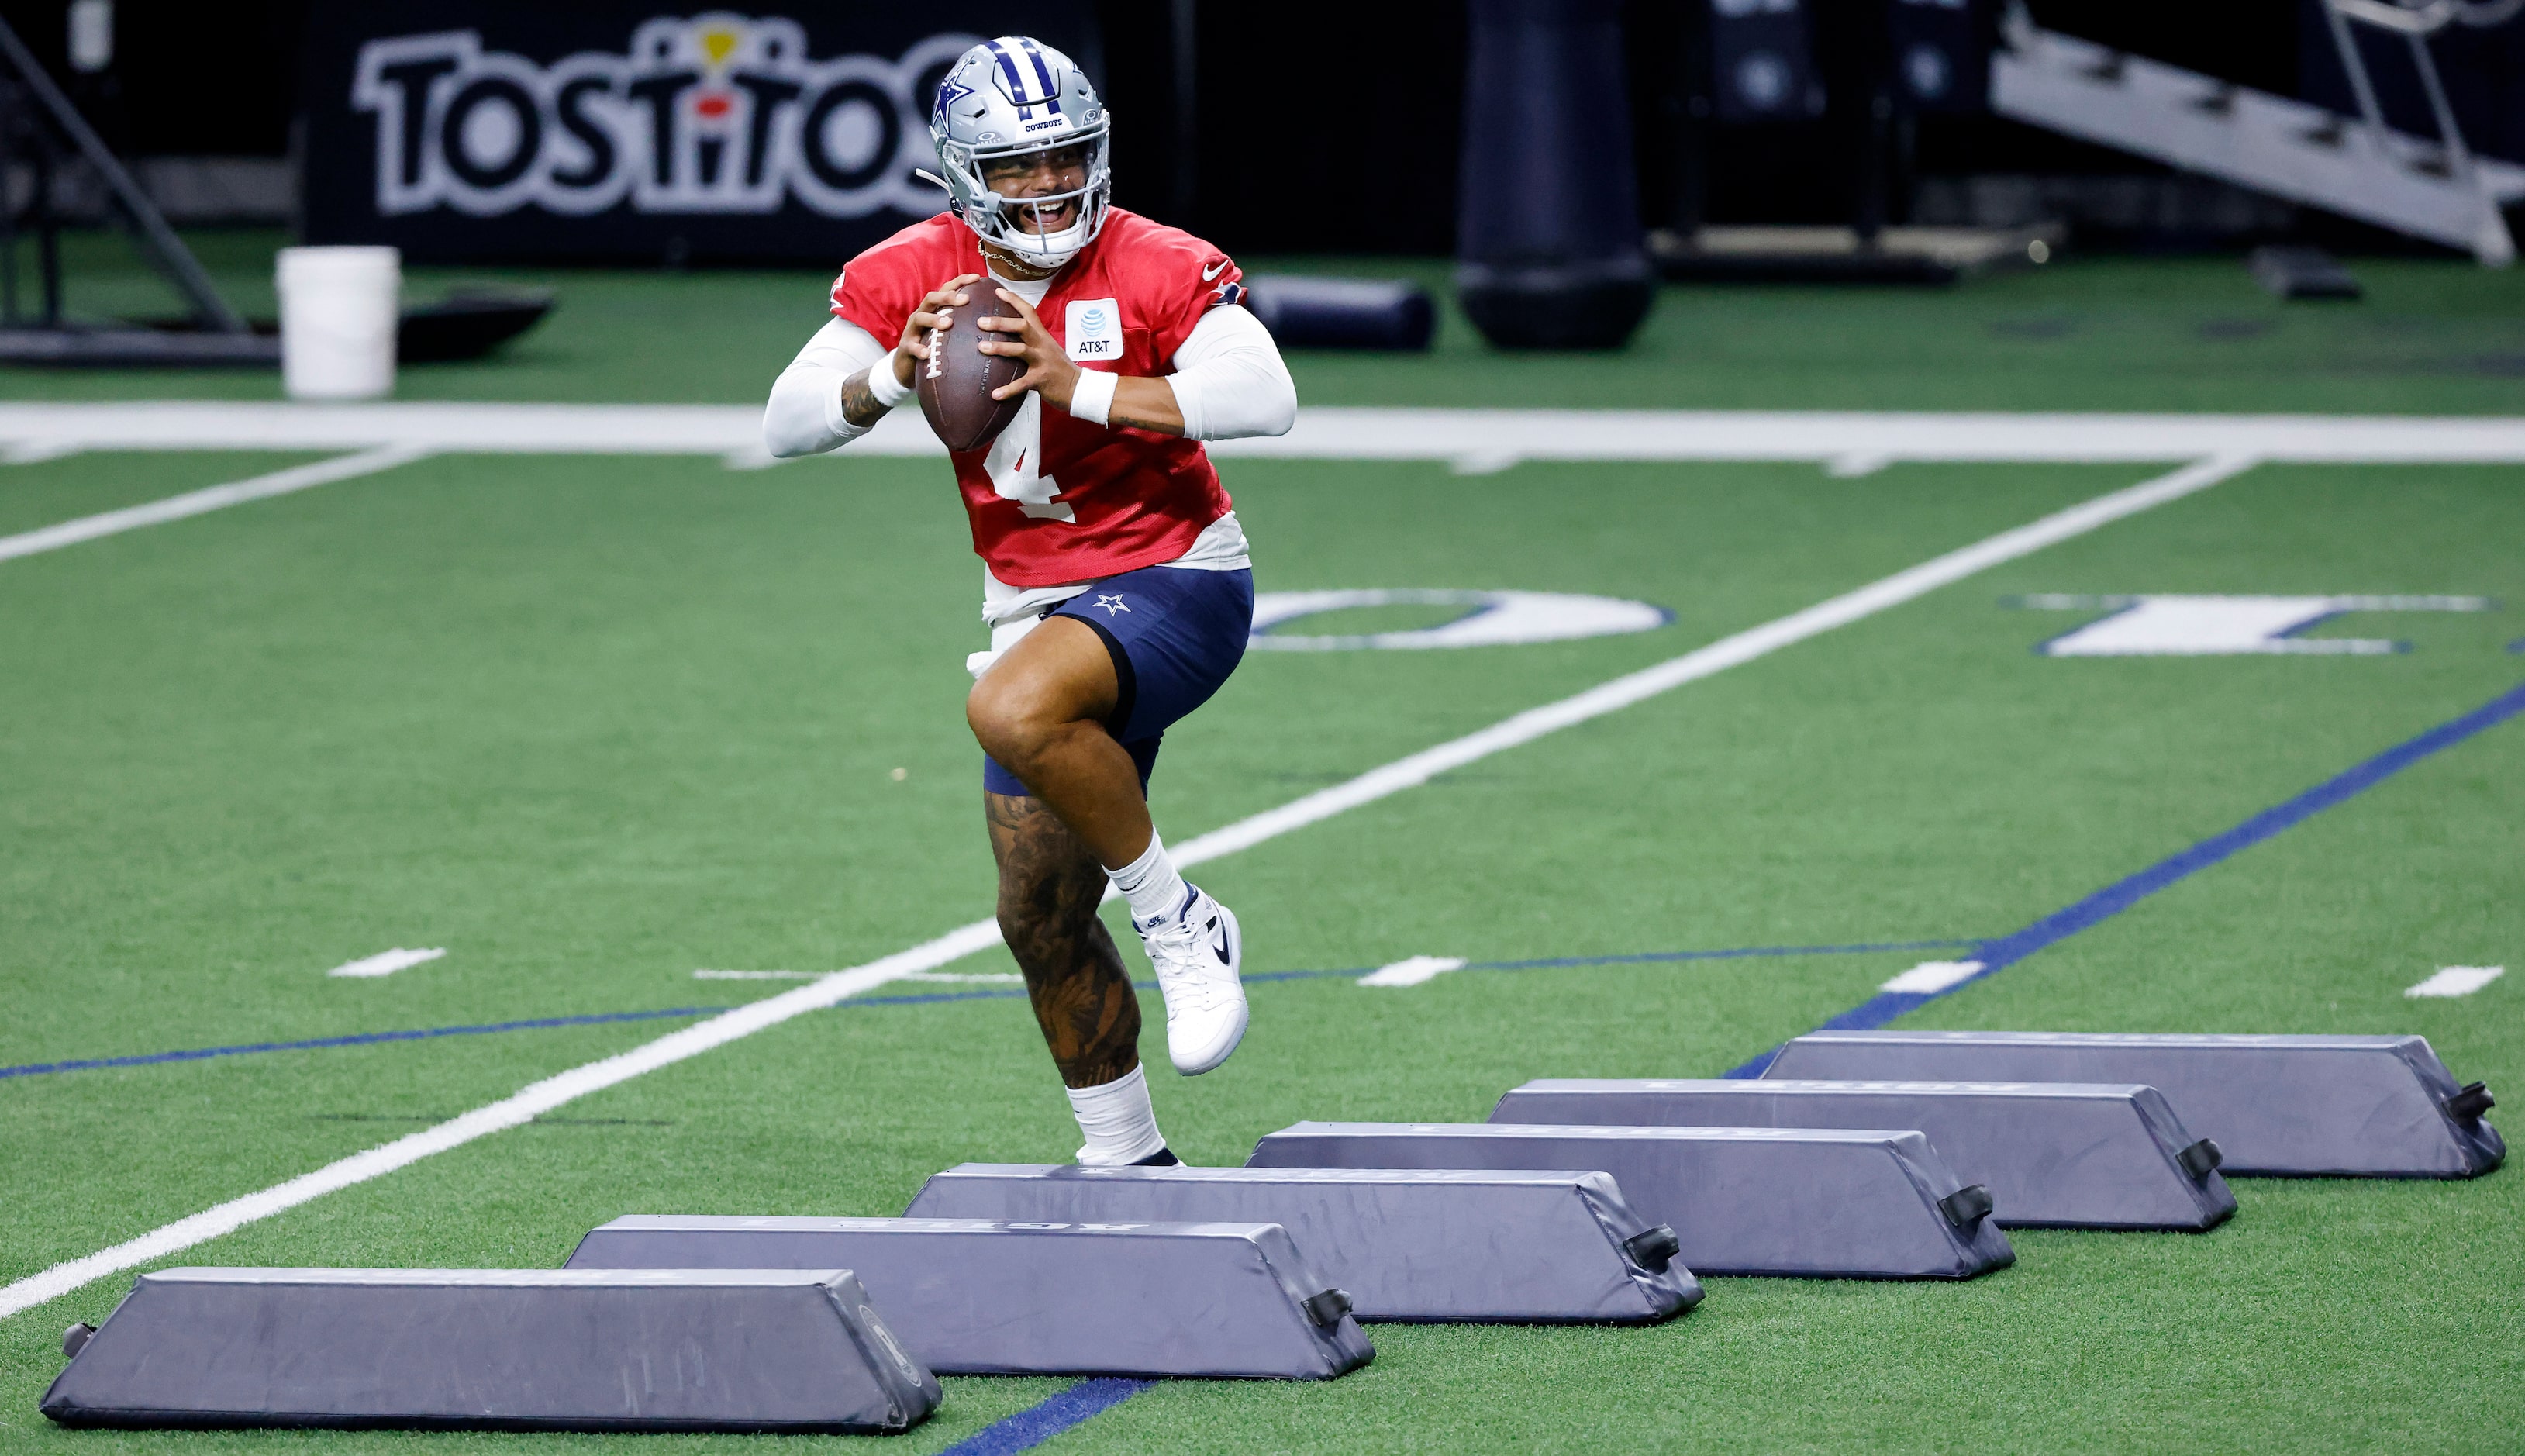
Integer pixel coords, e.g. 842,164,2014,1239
1134,884,1247,1075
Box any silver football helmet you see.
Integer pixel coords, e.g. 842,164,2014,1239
929,37,1112,268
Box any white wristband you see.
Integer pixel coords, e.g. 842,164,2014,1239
1068,367,1119,426
867,350,912,409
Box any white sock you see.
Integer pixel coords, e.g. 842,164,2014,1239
1066,1064,1168,1165
1107,831,1189,928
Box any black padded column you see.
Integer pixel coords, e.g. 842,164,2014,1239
1454,0,1655,350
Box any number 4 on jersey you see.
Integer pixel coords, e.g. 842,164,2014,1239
983,394,1075,522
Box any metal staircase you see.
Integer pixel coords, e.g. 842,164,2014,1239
1991,0,2523,264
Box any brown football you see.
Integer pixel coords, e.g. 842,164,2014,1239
916,309,1027,452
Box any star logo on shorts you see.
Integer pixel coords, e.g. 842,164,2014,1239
1094,593,1130,616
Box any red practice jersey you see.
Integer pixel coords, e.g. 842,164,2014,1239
830,209,1246,588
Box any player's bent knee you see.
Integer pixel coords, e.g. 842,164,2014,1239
967,675,1094,775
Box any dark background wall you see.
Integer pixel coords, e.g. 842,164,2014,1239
3,0,2513,254
1102,0,2305,250
0,0,307,156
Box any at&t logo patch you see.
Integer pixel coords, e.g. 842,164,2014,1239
1064,297,1123,361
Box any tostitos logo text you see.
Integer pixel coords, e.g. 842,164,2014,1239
351,14,976,219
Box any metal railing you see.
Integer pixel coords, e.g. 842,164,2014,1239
2316,0,2508,190
2329,0,2524,36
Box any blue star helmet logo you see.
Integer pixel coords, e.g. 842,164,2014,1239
934,75,975,124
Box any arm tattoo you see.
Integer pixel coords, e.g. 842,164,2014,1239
1098,378,1187,438
1105,395,1183,436
839,364,892,429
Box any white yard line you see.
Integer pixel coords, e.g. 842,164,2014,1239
692,969,819,981
1881,960,1988,994
0,453,2254,1323
2,402,2524,465
326,948,446,979
0,401,2506,569
0,447,429,564
0,921,1003,1320
2406,965,2505,999
1358,956,1469,988
1231,410,2525,468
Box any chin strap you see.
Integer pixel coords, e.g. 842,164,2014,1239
981,243,1072,281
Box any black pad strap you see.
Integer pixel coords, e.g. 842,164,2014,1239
1622,1225,1682,1273
2447,1082,2496,1123
1938,1184,1995,1229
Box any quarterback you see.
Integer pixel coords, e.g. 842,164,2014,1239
763,36,1295,1166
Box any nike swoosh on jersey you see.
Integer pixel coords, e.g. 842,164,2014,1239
1202,260,1227,281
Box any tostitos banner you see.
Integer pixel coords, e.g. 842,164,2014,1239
300,4,1098,264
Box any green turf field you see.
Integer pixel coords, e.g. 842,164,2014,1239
2,235,2520,1452
12,226,2525,413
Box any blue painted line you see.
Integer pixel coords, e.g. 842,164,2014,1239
1468,939,1978,972
0,1006,727,1082
1726,678,2525,1077
937,1378,1154,1456
2509,638,2523,654
845,987,1030,1008
841,940,1971,1003
8,940,1963,1081
1244,939,1972,982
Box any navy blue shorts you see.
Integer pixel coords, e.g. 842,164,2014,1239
982,564,1254,798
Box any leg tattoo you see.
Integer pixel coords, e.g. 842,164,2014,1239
988,791,1143,1089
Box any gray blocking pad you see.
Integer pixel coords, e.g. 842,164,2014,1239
1765,1032,2506,1178
1492,1079,2237,1231
904,1163,1702,1324
40,1268,937,1434
1247,1122,2013,1280
567,1216,1374,1379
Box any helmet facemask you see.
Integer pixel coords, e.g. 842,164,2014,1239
937,131,1112,270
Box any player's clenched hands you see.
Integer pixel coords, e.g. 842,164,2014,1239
978,288,1081,409
894,274,983,389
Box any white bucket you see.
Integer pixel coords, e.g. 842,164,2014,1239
276,246,400,400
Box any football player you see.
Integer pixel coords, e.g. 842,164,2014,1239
763,36,1294,1167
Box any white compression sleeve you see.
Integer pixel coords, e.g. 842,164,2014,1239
761,316,892,457
1163,305,1296,442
